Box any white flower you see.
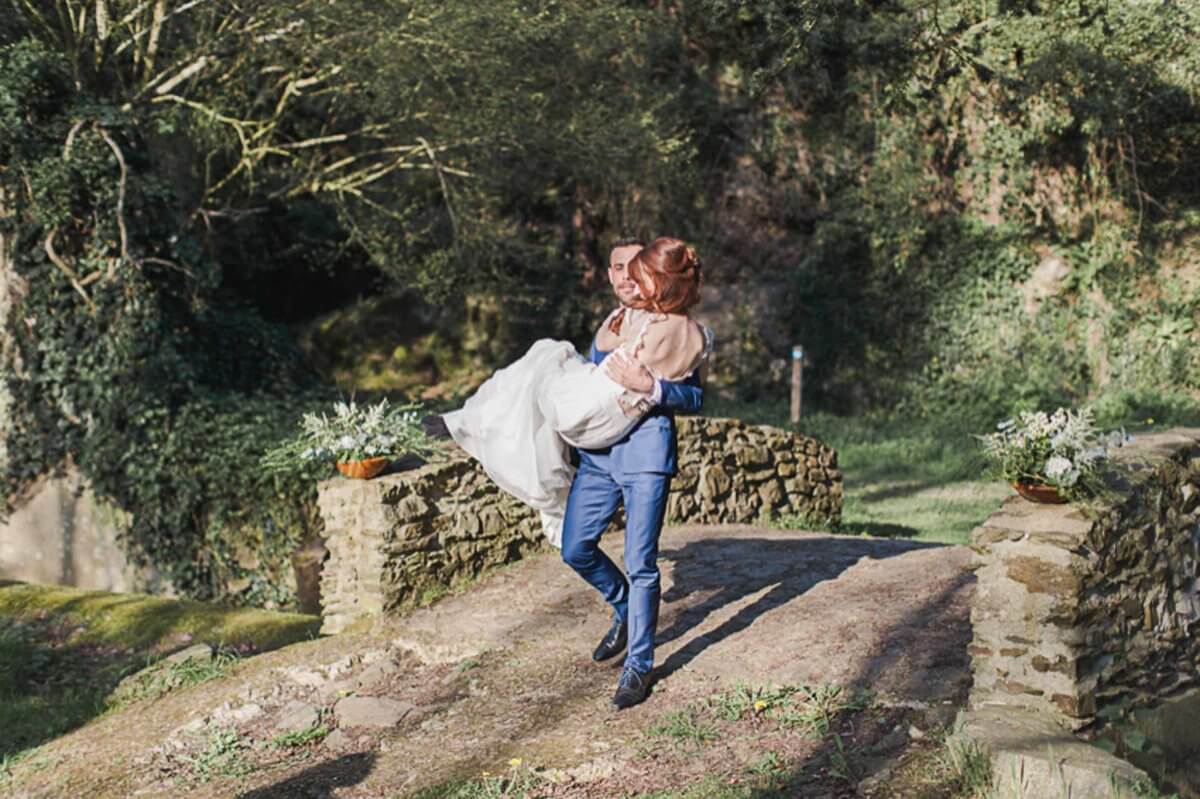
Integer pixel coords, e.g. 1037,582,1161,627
337,435,356,451
1045,456,1080,486
1045,456,1074,479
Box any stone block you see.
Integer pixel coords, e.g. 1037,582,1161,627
956,708,1149,798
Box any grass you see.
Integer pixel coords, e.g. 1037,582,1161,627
706,681,874,740
270,722,330,749
178,728,253,783
937,734,994,797
707,393,1198,546
408,760,548,799
647,707,720,749
703,401,1029,545
108,647,242,709
0,580,320,760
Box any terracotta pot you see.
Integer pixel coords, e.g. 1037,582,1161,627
336,457,390,479
1011,481,1067,504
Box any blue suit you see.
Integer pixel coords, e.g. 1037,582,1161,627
560,341,704,673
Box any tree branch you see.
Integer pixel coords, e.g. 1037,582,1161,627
94,124,130,273
44,231,97,313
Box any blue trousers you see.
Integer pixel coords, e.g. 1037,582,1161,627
560,461,671,673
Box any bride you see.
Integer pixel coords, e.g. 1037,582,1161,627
442,237,710,546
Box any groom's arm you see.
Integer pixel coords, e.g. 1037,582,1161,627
655,371,704,414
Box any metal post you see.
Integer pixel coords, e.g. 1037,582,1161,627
790,345,804,425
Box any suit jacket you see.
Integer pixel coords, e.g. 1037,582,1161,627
577,341,704,477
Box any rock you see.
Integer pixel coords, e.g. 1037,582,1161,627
334,696,414,728
163,643,213,667
175,717,207,736
323,729,352,750
957,707,1149,798
699,464,732,500
280,666,327,688
228,702,263,724
869,726,909,753
274,700,321,733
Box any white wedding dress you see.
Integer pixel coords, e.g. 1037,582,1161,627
443,338,645,548
444,312,715,547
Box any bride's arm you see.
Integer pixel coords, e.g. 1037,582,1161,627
603,350,704,413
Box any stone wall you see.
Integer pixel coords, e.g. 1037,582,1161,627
968,428,1200,791
0,467,154,593
318,416,841,634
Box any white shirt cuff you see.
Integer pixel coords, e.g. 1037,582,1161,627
649,378,663,405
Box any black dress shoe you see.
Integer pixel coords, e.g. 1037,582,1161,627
592,616,627,662
612,666,651,710
420,414,451,440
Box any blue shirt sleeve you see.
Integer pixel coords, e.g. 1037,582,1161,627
656,371,704,414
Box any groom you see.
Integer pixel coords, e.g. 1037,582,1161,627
560,239,704,710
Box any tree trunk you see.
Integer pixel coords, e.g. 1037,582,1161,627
0,186,24,486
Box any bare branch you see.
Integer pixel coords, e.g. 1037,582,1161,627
152,55,208,95
62,119,87,160
419,136,461,246
140,256,194,277
143,0,166,78
94,124,130,271
44,231,97,313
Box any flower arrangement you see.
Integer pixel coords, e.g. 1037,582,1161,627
261,399,439,477
978,407,1127,500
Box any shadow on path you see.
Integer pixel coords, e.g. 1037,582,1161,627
655,535,942,679
237,752,376,799
760,566,977,795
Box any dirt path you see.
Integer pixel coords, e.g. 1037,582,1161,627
7,524,976,798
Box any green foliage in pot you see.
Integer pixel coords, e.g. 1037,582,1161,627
977,407,1128,500
261,399,439,476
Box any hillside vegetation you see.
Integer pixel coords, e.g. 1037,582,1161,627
2,0,1198,607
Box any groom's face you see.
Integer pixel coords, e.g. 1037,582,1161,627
608,245,643,306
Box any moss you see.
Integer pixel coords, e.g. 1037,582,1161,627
0,580,320,758
0,581,320,652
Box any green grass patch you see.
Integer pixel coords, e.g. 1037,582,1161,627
108,647,242,709
706,395,1198,546
703,400,1005,544
706,681,874,739
270,723,330,749
0,581,320,759
647,707,720,749
177,728,254,783
409,760,547,799
625,775,762,799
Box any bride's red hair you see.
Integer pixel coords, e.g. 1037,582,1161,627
627,237,702,315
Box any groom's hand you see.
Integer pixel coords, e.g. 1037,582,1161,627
603,350,655,394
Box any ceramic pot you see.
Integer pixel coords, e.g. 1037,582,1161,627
1011,481,1067,504
336,457,389,479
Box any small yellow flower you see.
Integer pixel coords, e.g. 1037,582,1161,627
1146,417,1155,425
753,700,768,712
509,758,523,767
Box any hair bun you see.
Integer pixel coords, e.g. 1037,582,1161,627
682,246,700,274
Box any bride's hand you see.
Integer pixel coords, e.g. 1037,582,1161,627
603,349,655,393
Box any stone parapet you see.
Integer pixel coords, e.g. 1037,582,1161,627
671,416,842,524
318,416,841,634
967,428,1200,789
